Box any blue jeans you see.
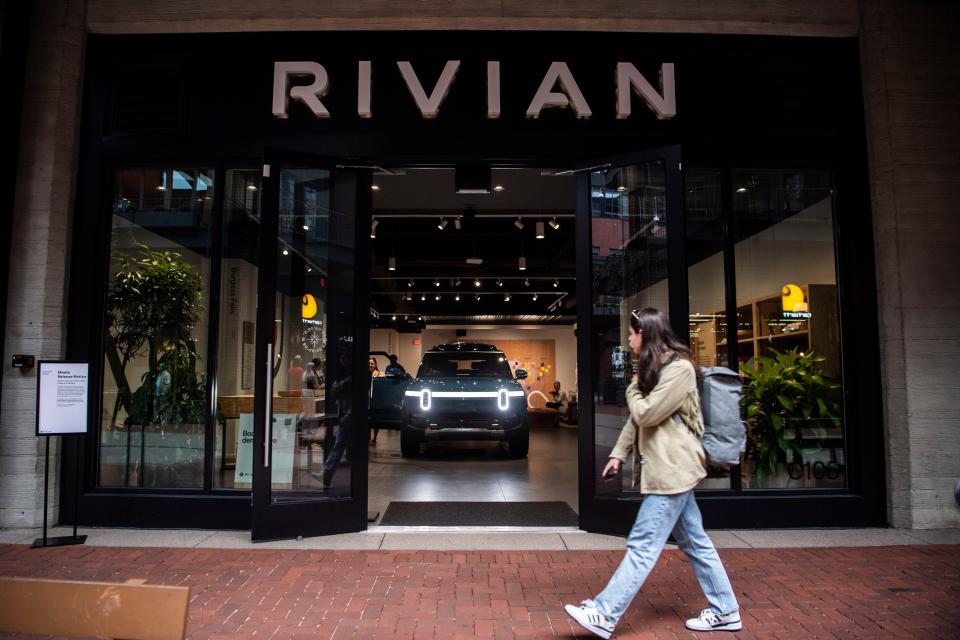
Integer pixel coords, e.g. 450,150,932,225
594,491,738,625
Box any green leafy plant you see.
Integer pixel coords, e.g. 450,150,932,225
740,347,842,485
105,245,206,427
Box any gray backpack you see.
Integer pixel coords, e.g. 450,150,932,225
697,367,747,465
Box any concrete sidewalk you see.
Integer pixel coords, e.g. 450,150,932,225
1,525,958,550
1,542,958,639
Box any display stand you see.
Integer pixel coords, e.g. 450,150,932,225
31,361,89,549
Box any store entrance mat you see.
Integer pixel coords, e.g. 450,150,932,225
378,501,578,527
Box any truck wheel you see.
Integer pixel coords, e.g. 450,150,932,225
400,431,421,458
507,428,529,459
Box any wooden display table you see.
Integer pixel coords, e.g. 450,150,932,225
218,394,324,419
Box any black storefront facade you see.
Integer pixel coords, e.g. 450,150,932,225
59,31,885,539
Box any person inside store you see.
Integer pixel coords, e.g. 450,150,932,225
302,362,319,390
287,355,304,392
546,380,568,412
384,354,406,377
368,357,384,446
311,357,324,388
564,308,741,638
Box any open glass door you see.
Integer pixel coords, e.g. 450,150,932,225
252,152,370,541
575,146,687,535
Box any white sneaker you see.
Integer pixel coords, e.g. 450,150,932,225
685,608,742,632
564,600,615,639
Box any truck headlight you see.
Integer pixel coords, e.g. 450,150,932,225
405,389,432,411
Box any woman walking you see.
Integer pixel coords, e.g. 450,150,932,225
564,308,741,638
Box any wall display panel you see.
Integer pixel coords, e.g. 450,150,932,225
732,169,845,490
98,168,213,488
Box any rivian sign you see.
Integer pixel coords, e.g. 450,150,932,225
272,60,676,121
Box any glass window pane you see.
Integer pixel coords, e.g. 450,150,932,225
99,168,213,488
591,162,668,496
214,169,261,489
269,168,355,501
733,169,846,489
686,168,731,489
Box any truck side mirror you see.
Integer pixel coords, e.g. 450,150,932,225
515,369,528,380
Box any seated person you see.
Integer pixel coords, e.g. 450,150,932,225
545,381,568,412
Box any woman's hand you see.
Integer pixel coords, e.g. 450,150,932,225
602,457,621,480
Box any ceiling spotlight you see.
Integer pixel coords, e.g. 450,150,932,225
421,294,426,301
475,294,481,301
307,267,312,272
388,256,396,271
454,218,461,230
524,278,530,287
438,217,448,230
504,293,511,302
536,221,545,239
246,184,258,191
616,185,626,192
156,185,167,191
392,315,397,321
496,279,503,287
493,185,505,192
518,256,527,271
371,184,381,191
282,247,289,256
408,279,414,287
736,187,748,193
302,224,310,230
532,293,538,301
370,218,379,238
433,279,440,287
435,294,440,301
514,217,524,230
474,278,481,287
418,316,422,321
553,279,559,288
549,217,560,230
455,294,460,301
454,278,461,287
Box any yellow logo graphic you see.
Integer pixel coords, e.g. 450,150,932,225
302,294,318,319
781,284,807,312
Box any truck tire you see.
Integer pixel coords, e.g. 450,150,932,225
400,430,421,458
507,427,529,459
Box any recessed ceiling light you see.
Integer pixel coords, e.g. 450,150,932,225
493,185,505,192
371,184,381,191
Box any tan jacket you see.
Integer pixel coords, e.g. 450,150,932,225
610,358,706,495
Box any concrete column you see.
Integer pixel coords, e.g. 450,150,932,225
0,0,87,528
860,0,960,529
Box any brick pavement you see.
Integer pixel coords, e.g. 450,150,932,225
0,544,957,639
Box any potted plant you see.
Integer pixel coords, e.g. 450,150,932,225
740,347,842,487
104,245,206,487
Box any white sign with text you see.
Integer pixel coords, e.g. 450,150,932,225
37,362,89,435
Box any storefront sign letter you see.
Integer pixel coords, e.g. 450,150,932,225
397,60,461,119
273,62,330,119
358,60,372,118
616,62,676,120
487,61,501,119
527,62,592,119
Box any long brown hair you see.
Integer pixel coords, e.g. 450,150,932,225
630,307,700,395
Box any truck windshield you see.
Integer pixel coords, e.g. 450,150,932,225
417,352,515,379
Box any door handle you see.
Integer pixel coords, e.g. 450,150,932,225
264,342,273,468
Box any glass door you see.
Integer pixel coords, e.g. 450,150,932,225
252,152,370,541
575,146,686,535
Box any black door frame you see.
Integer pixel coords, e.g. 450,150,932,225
251,149,372,541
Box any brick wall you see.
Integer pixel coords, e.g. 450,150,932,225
860,0,960,529
0,0,86,527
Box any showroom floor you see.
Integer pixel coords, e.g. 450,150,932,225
367,424,579,522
